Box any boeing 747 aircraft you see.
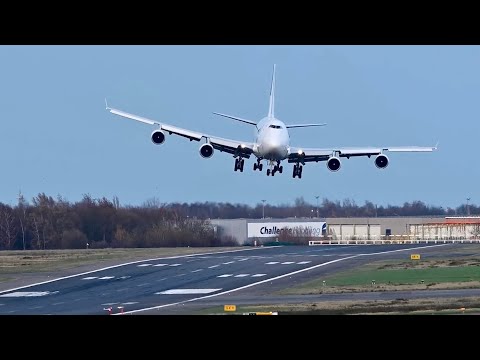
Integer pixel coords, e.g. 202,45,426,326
106,65,437,179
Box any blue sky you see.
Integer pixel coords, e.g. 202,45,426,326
0,45,477,209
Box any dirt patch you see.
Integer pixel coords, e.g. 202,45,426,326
235,297,480,315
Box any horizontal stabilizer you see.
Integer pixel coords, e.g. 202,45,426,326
213,112,257,126
286,123,327,129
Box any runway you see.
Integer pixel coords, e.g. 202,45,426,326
0,243,461,314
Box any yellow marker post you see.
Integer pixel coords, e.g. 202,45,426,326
224,305,236,312
411,254,421,260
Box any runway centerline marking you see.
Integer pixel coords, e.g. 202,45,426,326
157,289,221,295
0,291,52,297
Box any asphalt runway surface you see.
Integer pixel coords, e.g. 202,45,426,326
0,243,476,315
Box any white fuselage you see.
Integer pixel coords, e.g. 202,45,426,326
253,116,290,161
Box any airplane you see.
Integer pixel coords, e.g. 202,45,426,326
106,64,437,179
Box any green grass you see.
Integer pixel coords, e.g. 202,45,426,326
323,266,480,286
278,258,480,294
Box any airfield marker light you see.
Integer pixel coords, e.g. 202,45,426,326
117,306,124,314
322,280,326,287
371,280,376,286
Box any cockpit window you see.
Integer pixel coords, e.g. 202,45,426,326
269,125,282,129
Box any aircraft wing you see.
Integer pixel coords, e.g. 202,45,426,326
107,105,255,158
288,145,437,163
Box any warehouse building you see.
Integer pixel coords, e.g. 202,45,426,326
210,216,480,245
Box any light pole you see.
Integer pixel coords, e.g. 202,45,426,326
467,197,471,216
261,199,266,219
315,195,320,218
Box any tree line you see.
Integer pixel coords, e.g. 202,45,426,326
0,193,476,250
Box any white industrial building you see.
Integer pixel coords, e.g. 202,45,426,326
210,216,480,245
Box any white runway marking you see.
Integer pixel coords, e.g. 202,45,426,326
52,302,65,305
122,302,138,305
157,288,221,295
217,274,233,278
234,274,250,277
153,264,168,267
266,262,279,264
208,265,220,268
281,262,295,264
251,274,267,277
222,261,235,265
82,276,97,280
101,302,119,306
137,264,152,267
98,276,115,280
137,283,150,287
191,269,203,273
0,291,52,297
0,247,263,296
119,276,131,279
237,258,249,261
169,263,181,267
297,261,312,264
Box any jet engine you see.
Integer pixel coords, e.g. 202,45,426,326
375,154,389,169
199,143,214,158
327,157,341,172
151,130,165,145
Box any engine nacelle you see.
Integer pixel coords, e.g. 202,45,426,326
199,143,214,158
327,157,341,172
375,154,389,169
151,130,165,145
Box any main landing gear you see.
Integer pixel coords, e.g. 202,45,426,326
266,161,283,177
234,157,245,172
253,158,263,172
292,163,303,178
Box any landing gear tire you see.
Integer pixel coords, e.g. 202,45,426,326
234,158,245,172
267,169,271,176
254,161,263,172
293,164,303,178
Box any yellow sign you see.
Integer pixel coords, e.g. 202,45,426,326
411,254,421,260
224,305,236,312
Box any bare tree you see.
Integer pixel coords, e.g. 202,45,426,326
17,192,29,250
0,204,17,249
